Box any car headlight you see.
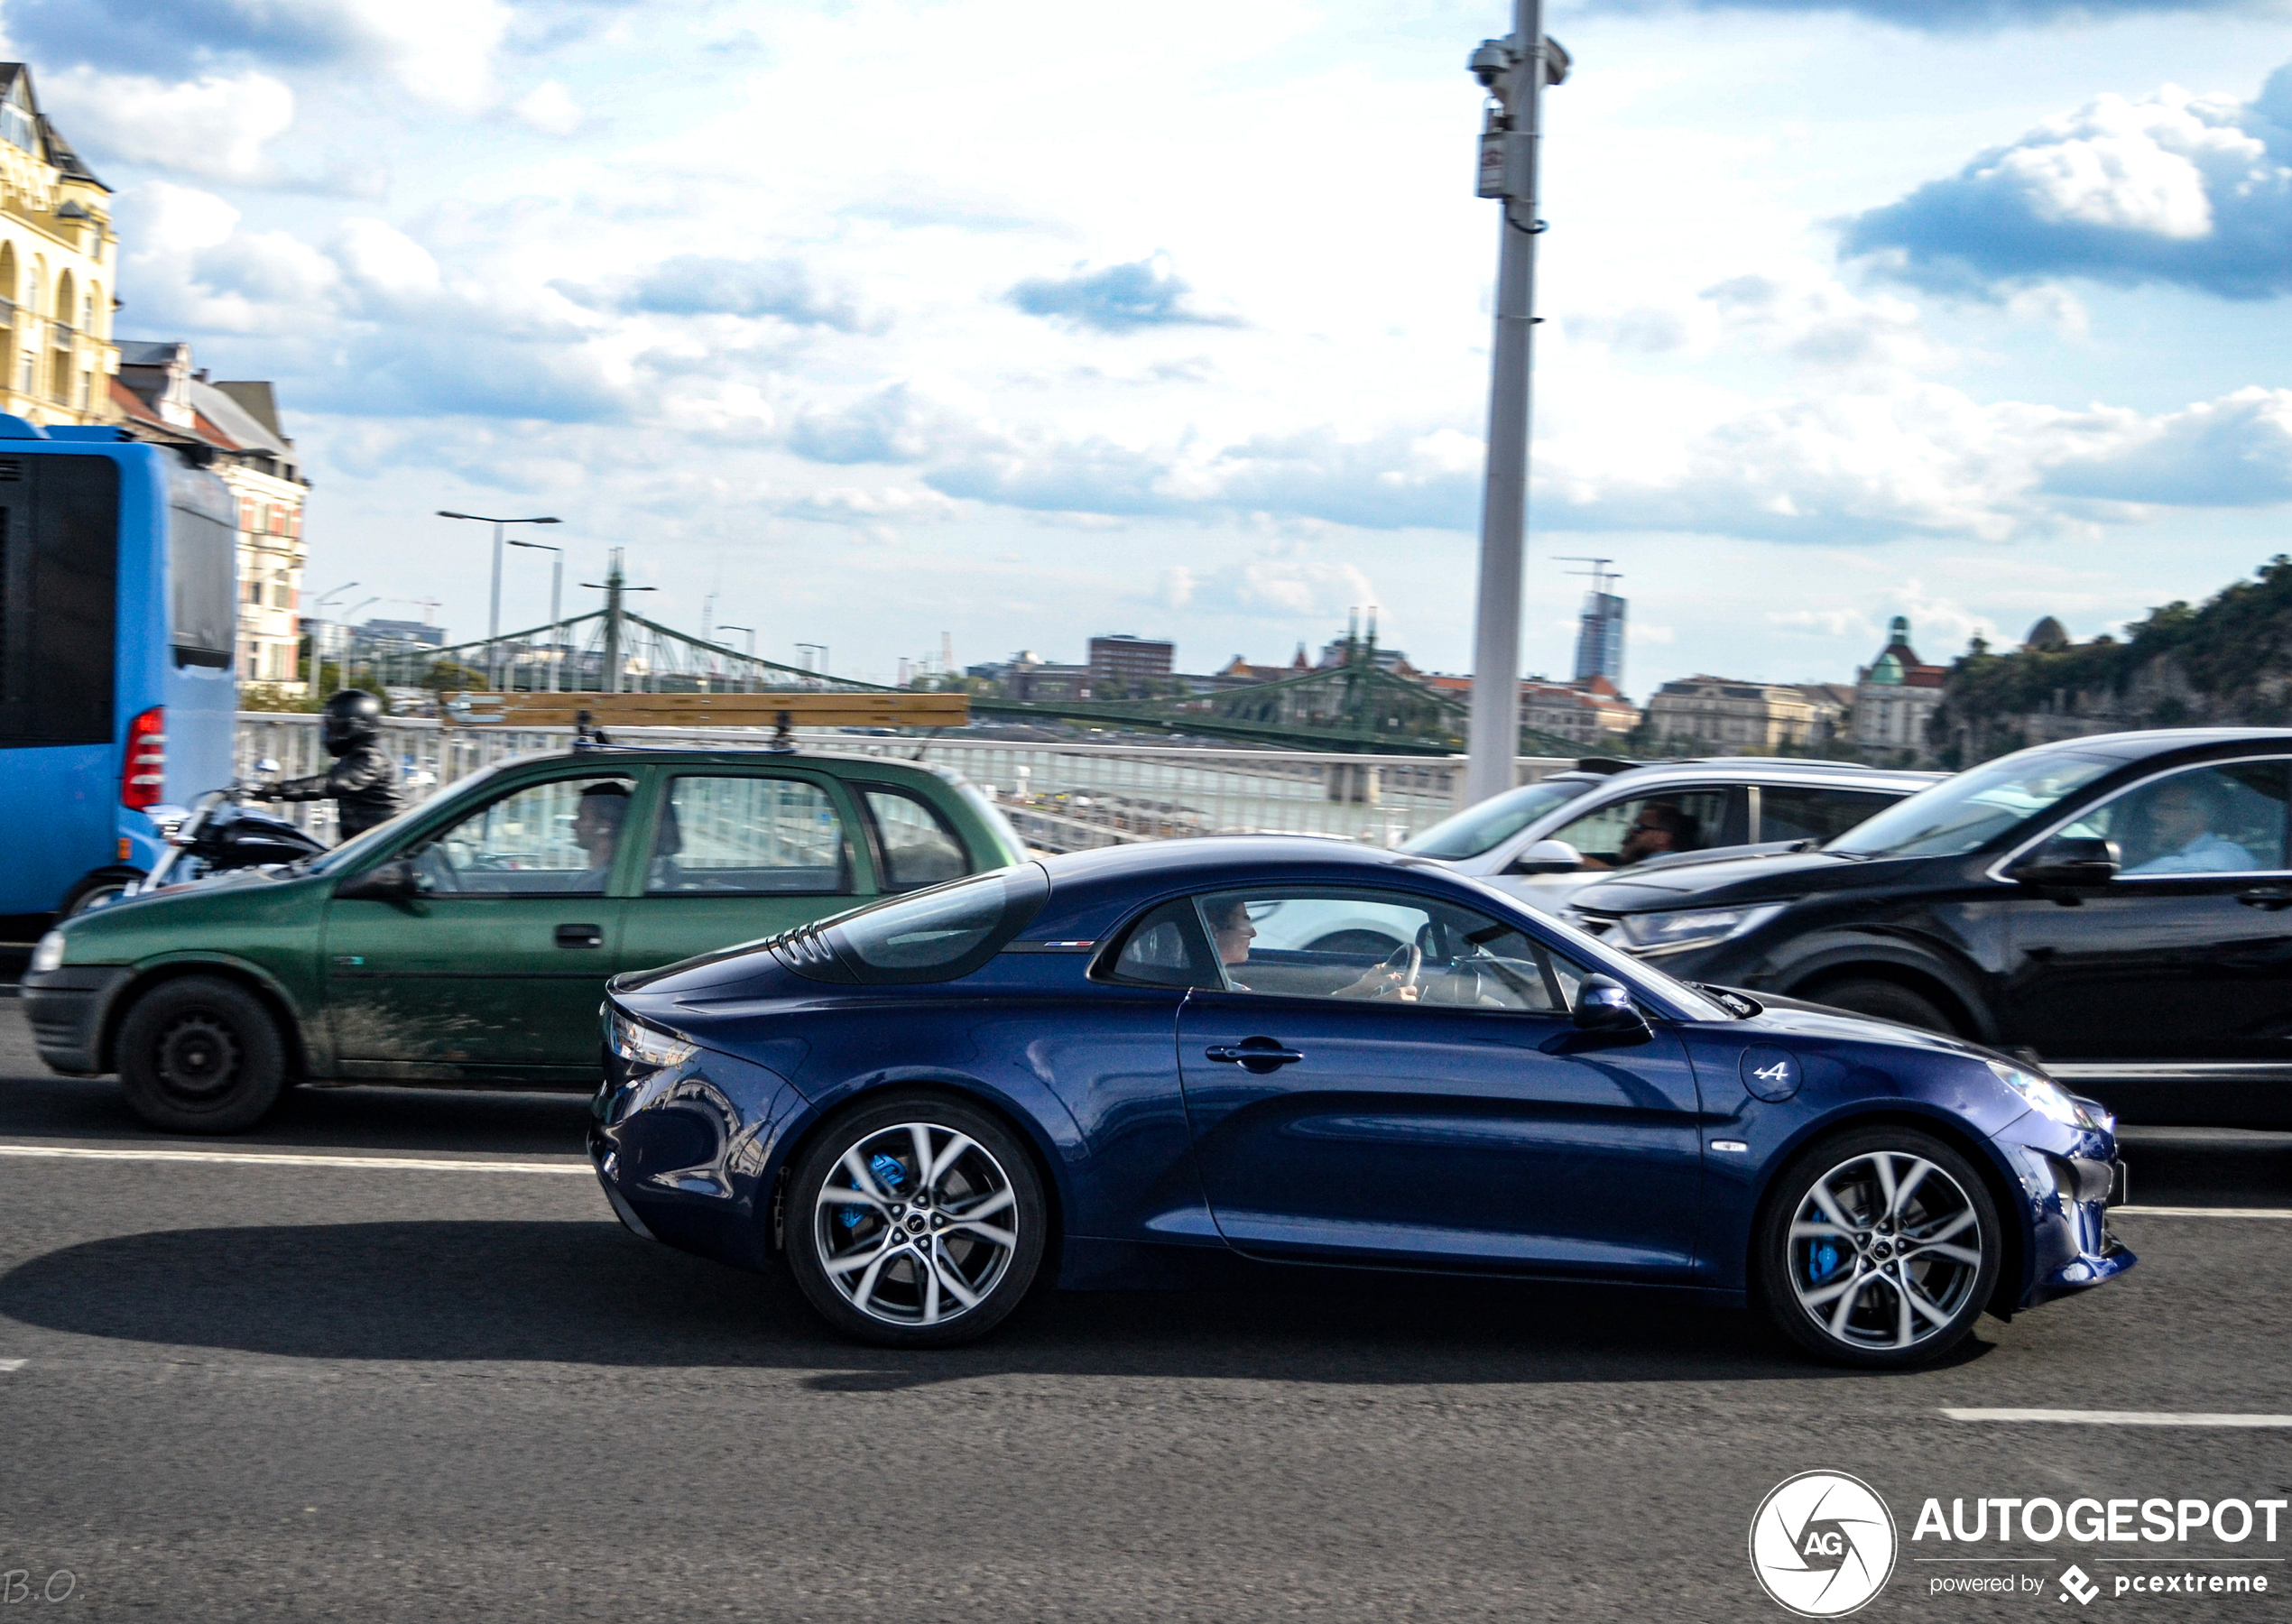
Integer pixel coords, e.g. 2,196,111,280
1988,1058,2093,1129
29,930,65,975
1614,903,1786,957
608,1008,697,1070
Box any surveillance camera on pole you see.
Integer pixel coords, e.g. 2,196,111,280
1462,5,1568,808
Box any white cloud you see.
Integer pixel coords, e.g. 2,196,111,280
42,67,295,184
512,81,585,139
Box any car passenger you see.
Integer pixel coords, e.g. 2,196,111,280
1206,897,1419,1000
2121,776,2259,875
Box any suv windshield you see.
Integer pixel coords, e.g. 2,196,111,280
1827,752,2117,860
1401,777,1594,860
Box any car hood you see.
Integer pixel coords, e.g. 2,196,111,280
1571,848,1921,913
1710,983,2011,1067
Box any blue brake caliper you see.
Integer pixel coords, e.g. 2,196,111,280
840,1151,908,1229
1808,1241,1841,1283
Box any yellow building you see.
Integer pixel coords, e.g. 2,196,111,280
0,65,117,428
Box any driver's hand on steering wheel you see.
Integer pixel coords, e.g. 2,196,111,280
1335,945,1420,1001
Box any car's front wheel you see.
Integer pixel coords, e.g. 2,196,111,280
786,1093,1048,1348
115,976,289,1134
1754,1126,2001,1370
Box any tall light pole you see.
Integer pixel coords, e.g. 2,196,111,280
797,642,828,685
436,509,559,644
1462,7,1568,807
507,536,564,692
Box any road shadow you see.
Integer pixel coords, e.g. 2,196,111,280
0,1218,1982,1387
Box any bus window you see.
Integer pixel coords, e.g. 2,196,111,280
0,453,117,746
167,464,235,669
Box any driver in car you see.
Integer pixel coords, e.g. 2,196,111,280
2122,776,2259,875
1582,801,1697,870
1206,898,1420,1000
562,783,632,891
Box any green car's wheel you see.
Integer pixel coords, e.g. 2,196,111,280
116,976,288,1134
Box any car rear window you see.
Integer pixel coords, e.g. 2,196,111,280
818,864,1049,984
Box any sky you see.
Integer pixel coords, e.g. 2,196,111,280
11,0,2292,691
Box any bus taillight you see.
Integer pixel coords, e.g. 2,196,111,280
122,706,166,810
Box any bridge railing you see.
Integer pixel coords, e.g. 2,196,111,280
235,714,1576,851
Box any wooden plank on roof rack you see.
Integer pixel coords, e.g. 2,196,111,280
441,692,969,729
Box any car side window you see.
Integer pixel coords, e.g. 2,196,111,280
862,787,972,891
415,775,636,895
1759,787,1900,845
2057,761,2291,877
1192,888,1592,1012
1099,899,1222,990
1550,788,1731,870
647,776,852,895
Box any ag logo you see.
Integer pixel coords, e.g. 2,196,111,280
1742,1045,1802,1102
1749,1471,1897,1617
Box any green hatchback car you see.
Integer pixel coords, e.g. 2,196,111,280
22,746,1024,1132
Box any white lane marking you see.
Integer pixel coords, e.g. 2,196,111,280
2112,1205,2292,1218
1945,1409,2292,1427
0,1144,590,1175
0,1359,23,1372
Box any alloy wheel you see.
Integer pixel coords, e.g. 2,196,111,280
1788,1149,1984,1354
812,1121,1020,1328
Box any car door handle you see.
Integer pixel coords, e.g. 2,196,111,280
2237,886,2292,910
1205,1041,1304,1073
555,923,605,949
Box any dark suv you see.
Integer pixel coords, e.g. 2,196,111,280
1566,729,2292,1126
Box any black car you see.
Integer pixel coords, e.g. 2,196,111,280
1567,729,2292,1127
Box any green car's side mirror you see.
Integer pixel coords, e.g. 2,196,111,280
335,859,429,902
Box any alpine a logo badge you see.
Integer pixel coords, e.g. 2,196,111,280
1750,1472,1898,1617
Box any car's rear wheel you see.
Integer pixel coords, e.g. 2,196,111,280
786,1093,1048,1348
116,976,288,1134
1754,1126,2001,1370
1807,977,1957,1035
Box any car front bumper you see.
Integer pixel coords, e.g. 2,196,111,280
1998,1112,2136,1311
19,965,134,1075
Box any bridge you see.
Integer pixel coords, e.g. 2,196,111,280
339,554,1582,757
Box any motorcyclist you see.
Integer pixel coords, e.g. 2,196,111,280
264,689,406,840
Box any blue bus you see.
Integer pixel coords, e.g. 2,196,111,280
0,414,236,921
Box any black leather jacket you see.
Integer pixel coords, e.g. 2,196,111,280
271,743,406,839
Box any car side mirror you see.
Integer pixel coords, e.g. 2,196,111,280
1508,838,1584,876
1574,973,1650,1036
335,858,429,902
2007,835,2120,889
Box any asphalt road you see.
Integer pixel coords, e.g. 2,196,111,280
2,1003,2289,1621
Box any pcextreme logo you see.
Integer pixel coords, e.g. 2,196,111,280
1750,1472,1900,1618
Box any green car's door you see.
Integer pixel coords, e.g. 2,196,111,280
615,769,873,975
321,769,640,1080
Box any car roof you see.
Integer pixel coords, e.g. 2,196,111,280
2013,728,2292,762
1564,758,1940,790
485,747,958,785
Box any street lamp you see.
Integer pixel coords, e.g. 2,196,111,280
435,510,559,646
796,642,828,684
718,624,756,656
1462,6,1568,807
507,536,564,692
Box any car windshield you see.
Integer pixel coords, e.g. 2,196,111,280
1826,752,2118,860
298,760,515,874
1401,778,1594,860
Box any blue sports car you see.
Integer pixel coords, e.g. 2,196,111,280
591,838,2131,1366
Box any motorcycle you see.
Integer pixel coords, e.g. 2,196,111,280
130,760,330,898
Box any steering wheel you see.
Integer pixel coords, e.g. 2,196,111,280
1371,941,1422,999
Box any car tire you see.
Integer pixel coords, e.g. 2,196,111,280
1753,1125,2002,1370
786,1092,1048,1349
1807,977,1958,1035
116,976,289,1134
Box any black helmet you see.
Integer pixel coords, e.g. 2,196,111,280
320,688,384,755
